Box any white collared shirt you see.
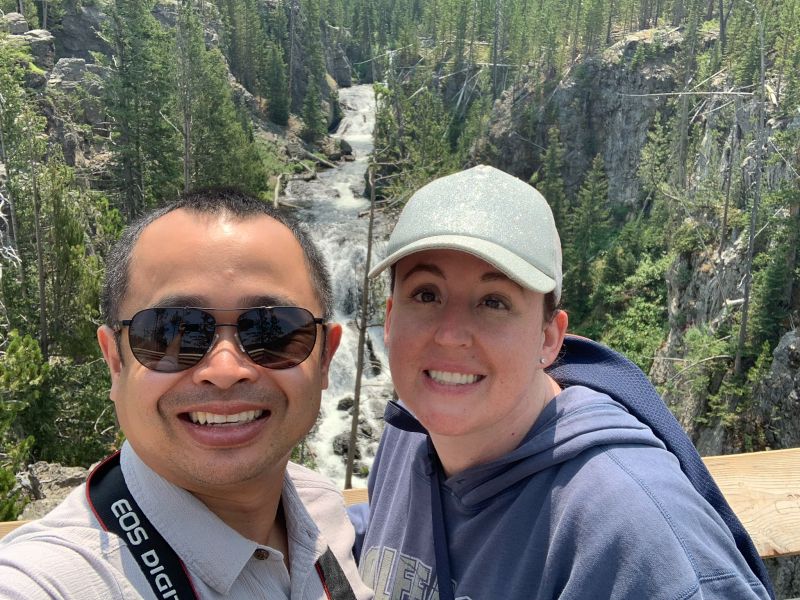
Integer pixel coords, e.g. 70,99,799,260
0,442,372,600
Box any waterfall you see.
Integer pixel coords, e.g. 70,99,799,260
285,84,392,487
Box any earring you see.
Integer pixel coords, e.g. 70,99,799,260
539,357,546,364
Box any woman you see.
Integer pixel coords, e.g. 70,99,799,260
358,165,772,600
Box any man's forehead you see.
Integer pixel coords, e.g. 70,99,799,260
123,208,315,308
139,208,281,240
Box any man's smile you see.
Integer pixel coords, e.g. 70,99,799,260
186,409,266,425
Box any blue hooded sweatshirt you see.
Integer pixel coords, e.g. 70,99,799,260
359,385,771,600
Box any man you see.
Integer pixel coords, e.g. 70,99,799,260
0,189,373,600
358,165,773,599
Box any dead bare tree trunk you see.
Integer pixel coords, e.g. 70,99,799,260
288,0,297,108
718,123,738,260
32,171,48,360
345,166,377,489
492,0,502,99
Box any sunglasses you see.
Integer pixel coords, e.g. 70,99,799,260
114,306,325,373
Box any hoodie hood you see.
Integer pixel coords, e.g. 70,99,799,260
385,386,665,508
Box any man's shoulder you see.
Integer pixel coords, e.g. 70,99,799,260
286,461,341,496
0,485,139,600
1,484,98,544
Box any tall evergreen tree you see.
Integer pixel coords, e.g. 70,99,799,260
106,0,180,217
535,127,568,232
302,74,327,142
266,41,290,125
564,154,611,322
105,0,181,217
176,2,268,194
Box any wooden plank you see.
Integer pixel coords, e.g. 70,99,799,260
343,487,369,506
0,520,28,539
703,447,800,558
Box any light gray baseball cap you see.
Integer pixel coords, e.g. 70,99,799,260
369,165,562,301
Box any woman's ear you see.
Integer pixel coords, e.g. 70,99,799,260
540,310,568,368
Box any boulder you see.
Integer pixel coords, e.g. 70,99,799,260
47,58,87,89
47,59,109,128
332,432,361,460
1,12,29,34
22,29,55,71
337,396,355,411
17,462,90,520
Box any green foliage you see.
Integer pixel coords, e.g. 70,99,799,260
371,78,461,200
19,358,117,466
563,154,611,325
679,325,733,409
748,186,799,350
105,0,182,217
265,41,290,125
301,74,328,143
0,331,44,520
531,127,568,232
599,254,671,372
176,3,270,195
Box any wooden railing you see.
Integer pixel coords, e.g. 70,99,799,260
3,448,799,558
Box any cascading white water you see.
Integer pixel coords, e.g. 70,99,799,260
285,84,393,487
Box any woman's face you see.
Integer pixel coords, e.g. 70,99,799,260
385,249,565,455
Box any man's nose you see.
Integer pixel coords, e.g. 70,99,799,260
191,324,260,388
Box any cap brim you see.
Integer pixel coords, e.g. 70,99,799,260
368,235,556,294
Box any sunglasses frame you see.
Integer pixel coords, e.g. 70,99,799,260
113,306,325,373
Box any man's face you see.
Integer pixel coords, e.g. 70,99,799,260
97,209,341,495
385,249,562,447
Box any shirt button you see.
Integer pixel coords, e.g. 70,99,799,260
253,548,270,560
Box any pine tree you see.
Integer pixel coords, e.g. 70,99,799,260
265,41,290,126
301,74,327,142
105,0,181,217
180,9,268,194
564,154,611,323
536,127,568,232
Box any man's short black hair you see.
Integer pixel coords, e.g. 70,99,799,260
101,188,333,325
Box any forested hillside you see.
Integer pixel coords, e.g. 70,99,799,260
356,0,800,462
0,1,798,589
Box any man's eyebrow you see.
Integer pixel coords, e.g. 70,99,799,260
152,294,206,307
239,295,296,307
151,294,293,308
400,263,445,282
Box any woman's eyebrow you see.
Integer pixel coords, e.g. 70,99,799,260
400,263,445,282
481,271,524,291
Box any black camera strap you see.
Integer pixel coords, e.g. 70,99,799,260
87,452,198,599
86,452,358,600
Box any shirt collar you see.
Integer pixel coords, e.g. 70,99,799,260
119,442,300,594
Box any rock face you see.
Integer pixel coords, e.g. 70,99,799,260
323,23,353,88
17,462,90,520
755,331,800,449
476,28,683,205
22,29,56,71
1,12,29,34
57,5,111,61
45,58,111,166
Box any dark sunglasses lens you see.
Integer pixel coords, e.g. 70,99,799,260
128,308,215,372
238,307,318,369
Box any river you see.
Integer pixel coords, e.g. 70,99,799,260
285,84,392,487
